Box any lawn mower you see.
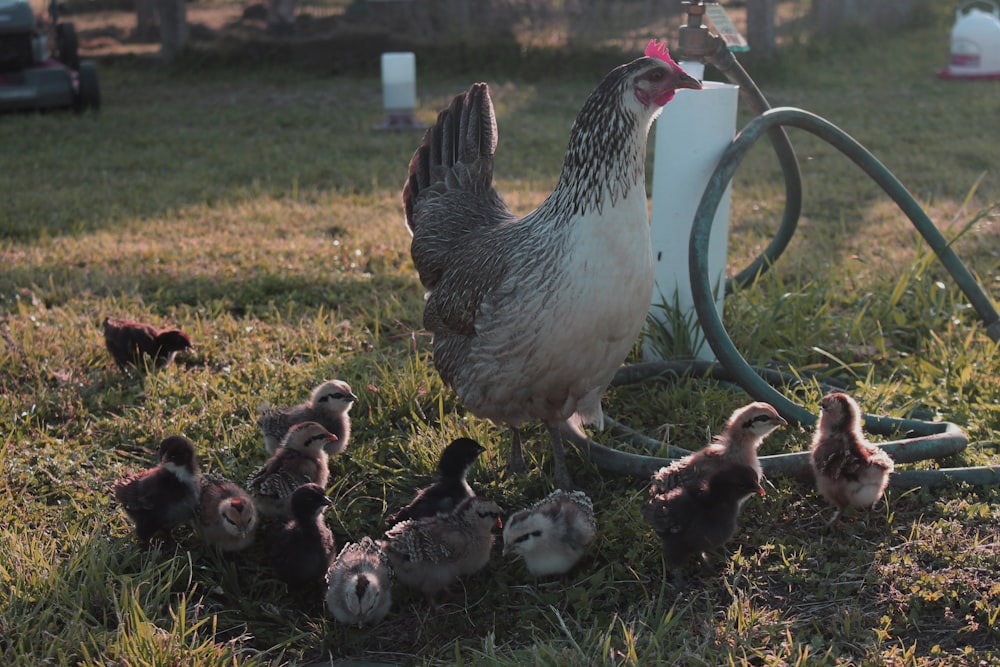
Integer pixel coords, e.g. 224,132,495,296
0,0,100,112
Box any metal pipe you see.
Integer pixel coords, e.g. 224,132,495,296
674,1,804,292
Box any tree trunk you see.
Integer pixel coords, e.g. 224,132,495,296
267,0,298,34
746,0,777,59
154,0,188,61
134,0,158,41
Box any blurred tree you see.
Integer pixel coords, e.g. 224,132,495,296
134,0,157,40
154,0,187,60
267,0,297,33
746,0,776,59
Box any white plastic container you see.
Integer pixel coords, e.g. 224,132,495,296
940,0,1000,79
647,78,740,361
381,52,417,112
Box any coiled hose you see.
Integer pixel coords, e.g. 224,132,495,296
577,28,1000,488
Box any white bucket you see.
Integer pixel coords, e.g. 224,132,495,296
646,77,740,361
939,0,1000,79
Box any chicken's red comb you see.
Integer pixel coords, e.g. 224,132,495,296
645,39,681,69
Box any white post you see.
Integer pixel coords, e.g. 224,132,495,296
378,52,422,130
646,76,739,361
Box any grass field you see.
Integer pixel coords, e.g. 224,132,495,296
1,5,998,666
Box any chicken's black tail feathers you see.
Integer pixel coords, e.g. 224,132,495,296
402,82,497,233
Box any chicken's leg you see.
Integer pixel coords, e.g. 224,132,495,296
508,427,526,474
547,422,573,490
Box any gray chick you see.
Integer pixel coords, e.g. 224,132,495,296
381,496,502,603
325,536,394,626
503,489,596,580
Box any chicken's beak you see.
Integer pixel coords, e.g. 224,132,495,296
677,72,702,91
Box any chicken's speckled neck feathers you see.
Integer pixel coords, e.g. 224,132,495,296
546,58,660,220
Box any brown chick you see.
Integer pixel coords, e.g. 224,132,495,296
245,421,334,518
809,392,894,525
258,380,357,455
113,435,201,543
103,316,193,372
641,463,764,586
194,474,258,552
381,496,503,604
649,402,786,496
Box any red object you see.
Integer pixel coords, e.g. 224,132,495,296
938,66,1000,79
645,39,681,69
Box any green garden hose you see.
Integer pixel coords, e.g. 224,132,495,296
580,14,1000,488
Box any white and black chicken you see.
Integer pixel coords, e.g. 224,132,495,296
402,41,702,489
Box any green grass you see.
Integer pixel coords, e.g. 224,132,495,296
2,7,999,666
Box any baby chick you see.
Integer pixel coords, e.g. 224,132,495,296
258,380,357,455
246,421,335,518
503,489,596,580
381,496,503,603
325,536,394,627
386,437,485,525
809,392,895,525
113,435,201,543
267,483,336,587
194,474,258,552
649,402,786,495
103,316,193,372
641,463,764,585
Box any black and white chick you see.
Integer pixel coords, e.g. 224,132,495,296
502,489,596,580
386,437,485,525
267,483,335,587
258,380,357,455
246,421,335,518
809,392,894,525
325,536,394,627
381,496,503,603
641,462,764,585
648,402,786,496
194,474,258,552
113,435,201,544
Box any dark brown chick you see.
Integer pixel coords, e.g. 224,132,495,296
649,402,786,496
245,421,334,518
113,435,201,543
809,392,894,525
381,496,502,603
103,316,193,372
641,463,764,586
267,483,335,587
194,474,258,552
